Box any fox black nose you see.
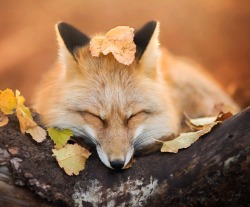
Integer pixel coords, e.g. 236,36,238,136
110,160,125,170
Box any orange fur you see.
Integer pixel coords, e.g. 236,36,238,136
33,22,239,169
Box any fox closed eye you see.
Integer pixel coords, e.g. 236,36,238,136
79,110,149,126
126,110,150,125
78,110,107,126
128,111,144,120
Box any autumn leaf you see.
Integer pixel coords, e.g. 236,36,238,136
161,111,233,153
0,110,9,127
216,111,233,122
48,127,73,149
185,114,217,130
26,125,47,143
161,121,219,153
15,90,46,142
15,90,36,133
89,26,136,65
52,143,91,176
185,111,232,130
0,88,17,114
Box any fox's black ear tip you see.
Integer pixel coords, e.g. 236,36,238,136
147,20,157,26
55,22,66,33
134,20,159,59
55,22,90,58
56,21,64,25
143,21,158,30
56,22,73,32
56,21,64,27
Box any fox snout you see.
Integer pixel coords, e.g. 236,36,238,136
96,145,134,170
109,160,125,170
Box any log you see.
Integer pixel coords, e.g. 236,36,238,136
0,107,250,207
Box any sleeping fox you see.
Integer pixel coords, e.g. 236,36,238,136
34,21,239,170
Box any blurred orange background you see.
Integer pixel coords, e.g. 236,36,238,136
0,0,249,108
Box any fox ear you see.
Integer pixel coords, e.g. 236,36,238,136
134,21,161,70
55,22,90,61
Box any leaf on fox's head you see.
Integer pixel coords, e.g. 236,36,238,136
52,143,91,176
0,110,8,127
48,127,73,149
89,26,136,65
0,89,17,115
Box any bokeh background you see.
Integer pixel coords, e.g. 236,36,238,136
0,0,249,108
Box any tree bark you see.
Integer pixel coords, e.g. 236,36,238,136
0,107,249,207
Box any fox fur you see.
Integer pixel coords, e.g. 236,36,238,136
34,21,239,169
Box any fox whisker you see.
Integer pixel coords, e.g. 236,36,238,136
134,129,171,148
53,124,98,145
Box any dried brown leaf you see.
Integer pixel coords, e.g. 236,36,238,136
89,26,136,65
161,121,219,153
26,125,47,143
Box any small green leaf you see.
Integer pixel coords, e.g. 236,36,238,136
48,127,73,149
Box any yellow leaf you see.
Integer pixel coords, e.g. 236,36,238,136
15,90,36,133
185,111,232,130
89,26,136,65
26,125,47,143
0,110,9,127
48,127,73,149
161,121,219,153
15,90,46,142
0,89,46,142
52,144,91,176
185,115,217,130
0,88,17,114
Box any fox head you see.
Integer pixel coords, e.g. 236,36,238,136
36,21,179,170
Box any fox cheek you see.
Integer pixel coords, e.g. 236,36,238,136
133,125,144,140
84,125,96,138
124,148,134,166
96,146,112,169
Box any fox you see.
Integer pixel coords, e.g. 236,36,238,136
34,21,239,170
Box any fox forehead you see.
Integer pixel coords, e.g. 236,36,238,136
63,76,152,118
62,50,156,115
